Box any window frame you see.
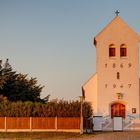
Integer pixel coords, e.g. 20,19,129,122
120,44,127,57
109,44,116,57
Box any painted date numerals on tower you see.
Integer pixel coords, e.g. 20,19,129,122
113,84,116,88
105,63,132,68
120,63,123,68
128,63,132,68
128,84,132,88
105,84,132,88
120,84,123,88
105,63,107,68
112,63,116,68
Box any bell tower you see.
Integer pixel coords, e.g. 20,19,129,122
83,14,140,118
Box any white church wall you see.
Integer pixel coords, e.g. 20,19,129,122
82,16,140,123
95,17,140,117
83,74,98,114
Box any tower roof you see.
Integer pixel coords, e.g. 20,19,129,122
94,16,140,46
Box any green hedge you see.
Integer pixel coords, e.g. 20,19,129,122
0,97,93,118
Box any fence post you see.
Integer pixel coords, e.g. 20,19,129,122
5,117,7,132
55,116,57,131
80,96,84,134
30,117,32,131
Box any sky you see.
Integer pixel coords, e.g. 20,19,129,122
0,0,140,100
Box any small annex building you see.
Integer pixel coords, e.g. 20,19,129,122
82,14,140,131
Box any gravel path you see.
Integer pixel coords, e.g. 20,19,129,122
67,132,140,140
91,132,140,140
1,132,140,140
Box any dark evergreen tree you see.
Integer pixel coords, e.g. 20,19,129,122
0,59,44,102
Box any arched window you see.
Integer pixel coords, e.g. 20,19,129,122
120,44,127,57
109,44,116,57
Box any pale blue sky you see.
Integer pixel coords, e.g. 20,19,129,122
0,0,140,100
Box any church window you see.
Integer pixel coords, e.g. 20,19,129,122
120,44,127,57
109,44,116,57
117,72,120,79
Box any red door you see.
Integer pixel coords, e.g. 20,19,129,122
111,103,125,118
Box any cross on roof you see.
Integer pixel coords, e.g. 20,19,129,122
115,10,120,16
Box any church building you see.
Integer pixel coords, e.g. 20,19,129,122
82,13,140,130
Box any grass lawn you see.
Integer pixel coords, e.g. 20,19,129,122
0,132,96,139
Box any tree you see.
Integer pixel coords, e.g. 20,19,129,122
0,59,44,102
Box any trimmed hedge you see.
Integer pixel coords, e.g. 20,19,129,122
0,97,93,118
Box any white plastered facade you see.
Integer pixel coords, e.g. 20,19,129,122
82,16,140,118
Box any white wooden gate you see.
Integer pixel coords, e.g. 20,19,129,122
113,117,123,131
93,116,103,131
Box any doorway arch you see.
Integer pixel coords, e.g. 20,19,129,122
111,102,125,118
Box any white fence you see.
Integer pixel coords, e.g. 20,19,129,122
93,115,140,131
